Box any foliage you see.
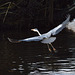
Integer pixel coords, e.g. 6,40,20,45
0,0,74,30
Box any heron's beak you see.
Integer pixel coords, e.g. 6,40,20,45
31,29,34,31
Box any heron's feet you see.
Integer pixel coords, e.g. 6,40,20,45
49,43,56,52
53,48,57,53
53,48,56,51
49,48,52,52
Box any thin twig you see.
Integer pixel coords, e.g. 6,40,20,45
0,12,13,15
3,2,11,23
12,2,20,8
0,2,11,8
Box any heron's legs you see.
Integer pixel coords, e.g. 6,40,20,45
47,44,52,52
49,43,56,51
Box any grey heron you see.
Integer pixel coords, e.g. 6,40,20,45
8,15,70,52
31,28,56,52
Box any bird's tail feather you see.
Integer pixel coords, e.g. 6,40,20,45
8,38,21,43
41,37,56,44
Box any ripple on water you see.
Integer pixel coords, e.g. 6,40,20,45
11,68,17,71
37,68,47,71
29,71,75,75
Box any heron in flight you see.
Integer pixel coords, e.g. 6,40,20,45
8,15,70,52
31,28,56,52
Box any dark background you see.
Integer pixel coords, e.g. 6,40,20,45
0,0,75,32
0,1,75,75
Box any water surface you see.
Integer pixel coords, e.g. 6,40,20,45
0,30,75,75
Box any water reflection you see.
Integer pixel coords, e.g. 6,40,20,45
0,31,75,75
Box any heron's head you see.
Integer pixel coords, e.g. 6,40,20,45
31,28,38,32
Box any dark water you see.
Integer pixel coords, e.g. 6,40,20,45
0,30,75,75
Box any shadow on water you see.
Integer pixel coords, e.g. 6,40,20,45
0,30,75,75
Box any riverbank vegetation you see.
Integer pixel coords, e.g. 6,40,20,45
0,0,75,31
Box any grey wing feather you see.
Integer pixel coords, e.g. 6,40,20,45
49,15,70,35
19,36,43,42
8,38,22,43
8,36,43,43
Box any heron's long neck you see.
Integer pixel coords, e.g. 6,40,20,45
36,30,41,36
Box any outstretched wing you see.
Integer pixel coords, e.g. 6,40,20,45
19,36,43,42
47,15,70,35
8,35,44,43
